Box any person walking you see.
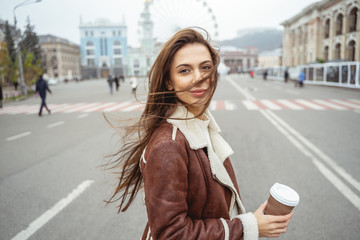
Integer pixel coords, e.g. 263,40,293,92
130,75,137,95
295,70,305,88
284,68,289,83
114,75,120,91
35,74,52,116
107,75,114,94
0,84,3,108
105,28,293,240
263,69,268,80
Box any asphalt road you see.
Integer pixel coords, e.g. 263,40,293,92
0,75,359,240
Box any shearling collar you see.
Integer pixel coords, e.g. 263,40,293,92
166,105,233,163
166,105,245,215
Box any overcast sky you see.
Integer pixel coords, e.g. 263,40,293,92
0,0,320,47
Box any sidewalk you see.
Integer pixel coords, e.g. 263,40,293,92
2,86,21,100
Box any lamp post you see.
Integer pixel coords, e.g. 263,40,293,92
13,0,42,96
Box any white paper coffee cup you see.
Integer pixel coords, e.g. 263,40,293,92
264,183,300,215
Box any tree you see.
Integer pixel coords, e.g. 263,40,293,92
22,50,42,88
0,40,18,87
20,19,41,63
4,21,16,64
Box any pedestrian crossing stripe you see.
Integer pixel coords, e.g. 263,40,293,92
0,100,236,115
243,99,360,110
1,99,360,115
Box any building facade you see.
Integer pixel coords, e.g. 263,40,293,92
127,0,157,77
79,18,127,79
39,34,81,81
220,47,258,73
282,0,360,67
258,48,282,69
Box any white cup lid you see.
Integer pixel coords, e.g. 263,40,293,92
270,183,300,207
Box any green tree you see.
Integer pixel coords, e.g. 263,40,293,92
0,41,18,87
4,21,16,63
22,51,42,88
20,20,41,63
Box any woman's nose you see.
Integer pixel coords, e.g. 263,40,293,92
192,69,202,83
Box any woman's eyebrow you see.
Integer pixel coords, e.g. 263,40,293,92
176,60,212,69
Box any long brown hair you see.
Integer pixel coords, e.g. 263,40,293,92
105,27,220,212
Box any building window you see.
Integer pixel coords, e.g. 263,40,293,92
86,41,94,46
113,30,116,36
134,59,140,68
324,46,329,61
85,31,88,36
347,40,356,61
118,30,121,36
336,14,343,35
335,43,341,59
104,39,108,55
113,41,121,46
100,39,103,55
349,8,358,32
114,49,122,55
90,31,94,37
114,58,122,65
87,59,95,66
86,49,95,55
324,19,330,38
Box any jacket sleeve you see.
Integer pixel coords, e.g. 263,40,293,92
142,139,254,240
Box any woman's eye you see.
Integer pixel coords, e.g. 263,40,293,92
179,68,190,73
202,65,212,70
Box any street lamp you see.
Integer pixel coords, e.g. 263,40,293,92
13,0,42,96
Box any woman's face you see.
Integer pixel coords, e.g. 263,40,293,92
168,43,213,117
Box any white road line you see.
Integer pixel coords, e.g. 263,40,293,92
331,99,360,109
243,100,259,110
295,99,326,110
227,77,255,101
122,103,144,112
6,131,31,141
350,99,360,105
83,102,116,112
77,113,89,119
103,101,132,112
277,99,304,110
312,99,347,110
11,180,94,240
262,109,360,211
225,100,236,111
261,100,282,110
47,121,64,128
229,76,360,211
267,110,360,193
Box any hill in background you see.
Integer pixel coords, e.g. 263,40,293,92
220,28,283,52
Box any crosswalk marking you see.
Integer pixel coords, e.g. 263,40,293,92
242,99,360,111
1,99,360,115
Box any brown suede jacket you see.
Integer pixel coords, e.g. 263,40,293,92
140,106,258,240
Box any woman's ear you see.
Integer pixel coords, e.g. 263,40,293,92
166,80,174,90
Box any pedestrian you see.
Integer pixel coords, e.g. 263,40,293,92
107,75,114,94
119,74,125,83
263,69,268,80
250,70,254,78
0,84,3,108
105,28,293,239
284,68,289,83
296,70,305,88
114,75,120,91
130,75,137,95
35,74,52,116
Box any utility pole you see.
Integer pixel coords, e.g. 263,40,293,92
13,0,42,96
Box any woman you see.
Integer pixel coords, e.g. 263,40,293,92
106,28,292,240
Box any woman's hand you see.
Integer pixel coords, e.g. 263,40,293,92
254,201,293,238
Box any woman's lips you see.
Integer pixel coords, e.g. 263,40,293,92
190,89,207,97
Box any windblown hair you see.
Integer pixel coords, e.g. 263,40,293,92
105,27,220,212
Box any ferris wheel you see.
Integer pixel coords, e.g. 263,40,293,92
147,0,219,43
